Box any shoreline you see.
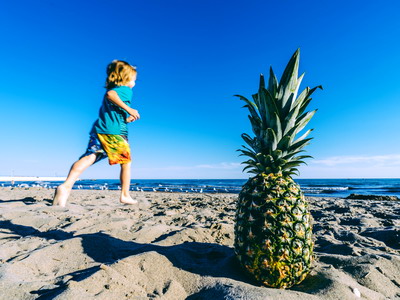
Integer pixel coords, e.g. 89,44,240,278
2,185,400,200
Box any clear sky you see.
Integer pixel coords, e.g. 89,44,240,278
1,0,399,179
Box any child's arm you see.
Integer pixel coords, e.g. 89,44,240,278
106,90,140,121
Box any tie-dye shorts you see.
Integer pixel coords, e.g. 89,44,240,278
80,133,131,165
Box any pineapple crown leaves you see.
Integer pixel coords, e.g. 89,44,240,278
235,49,322,177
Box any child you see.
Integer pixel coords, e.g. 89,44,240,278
53,60,140,207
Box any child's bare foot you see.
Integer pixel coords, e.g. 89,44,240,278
53,184,70,207
120,195,138,205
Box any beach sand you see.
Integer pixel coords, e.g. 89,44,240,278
0,187,399,300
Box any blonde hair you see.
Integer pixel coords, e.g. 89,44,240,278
105,60,137,89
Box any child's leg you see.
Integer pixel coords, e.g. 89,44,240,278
119,162,137,204
53,154,97,207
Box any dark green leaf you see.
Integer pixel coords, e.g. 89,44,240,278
289,137,313,152
259,73,265,89
279,49,300,108
295,110,317,134
268,66,279,96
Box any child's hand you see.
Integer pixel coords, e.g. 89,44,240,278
128,109,140,122
126,115,136,123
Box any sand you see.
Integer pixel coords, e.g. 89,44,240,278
0,187,399,300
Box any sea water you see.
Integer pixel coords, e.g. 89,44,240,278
1,178,400,198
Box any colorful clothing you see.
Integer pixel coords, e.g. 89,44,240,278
91,86,133,136
82,85,133,165
79,133,108,164
97,134,131,165
80,133,131,165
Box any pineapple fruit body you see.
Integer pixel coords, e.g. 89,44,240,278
234,173,313,288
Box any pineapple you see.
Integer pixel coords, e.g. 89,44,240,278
234,49,322,289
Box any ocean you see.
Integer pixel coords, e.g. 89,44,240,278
2,178,400,198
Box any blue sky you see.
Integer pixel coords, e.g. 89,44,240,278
1,0,399,179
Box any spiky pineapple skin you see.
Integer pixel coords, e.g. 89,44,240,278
234,173,313,289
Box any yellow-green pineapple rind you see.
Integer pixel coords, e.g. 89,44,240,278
234,173,314,289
